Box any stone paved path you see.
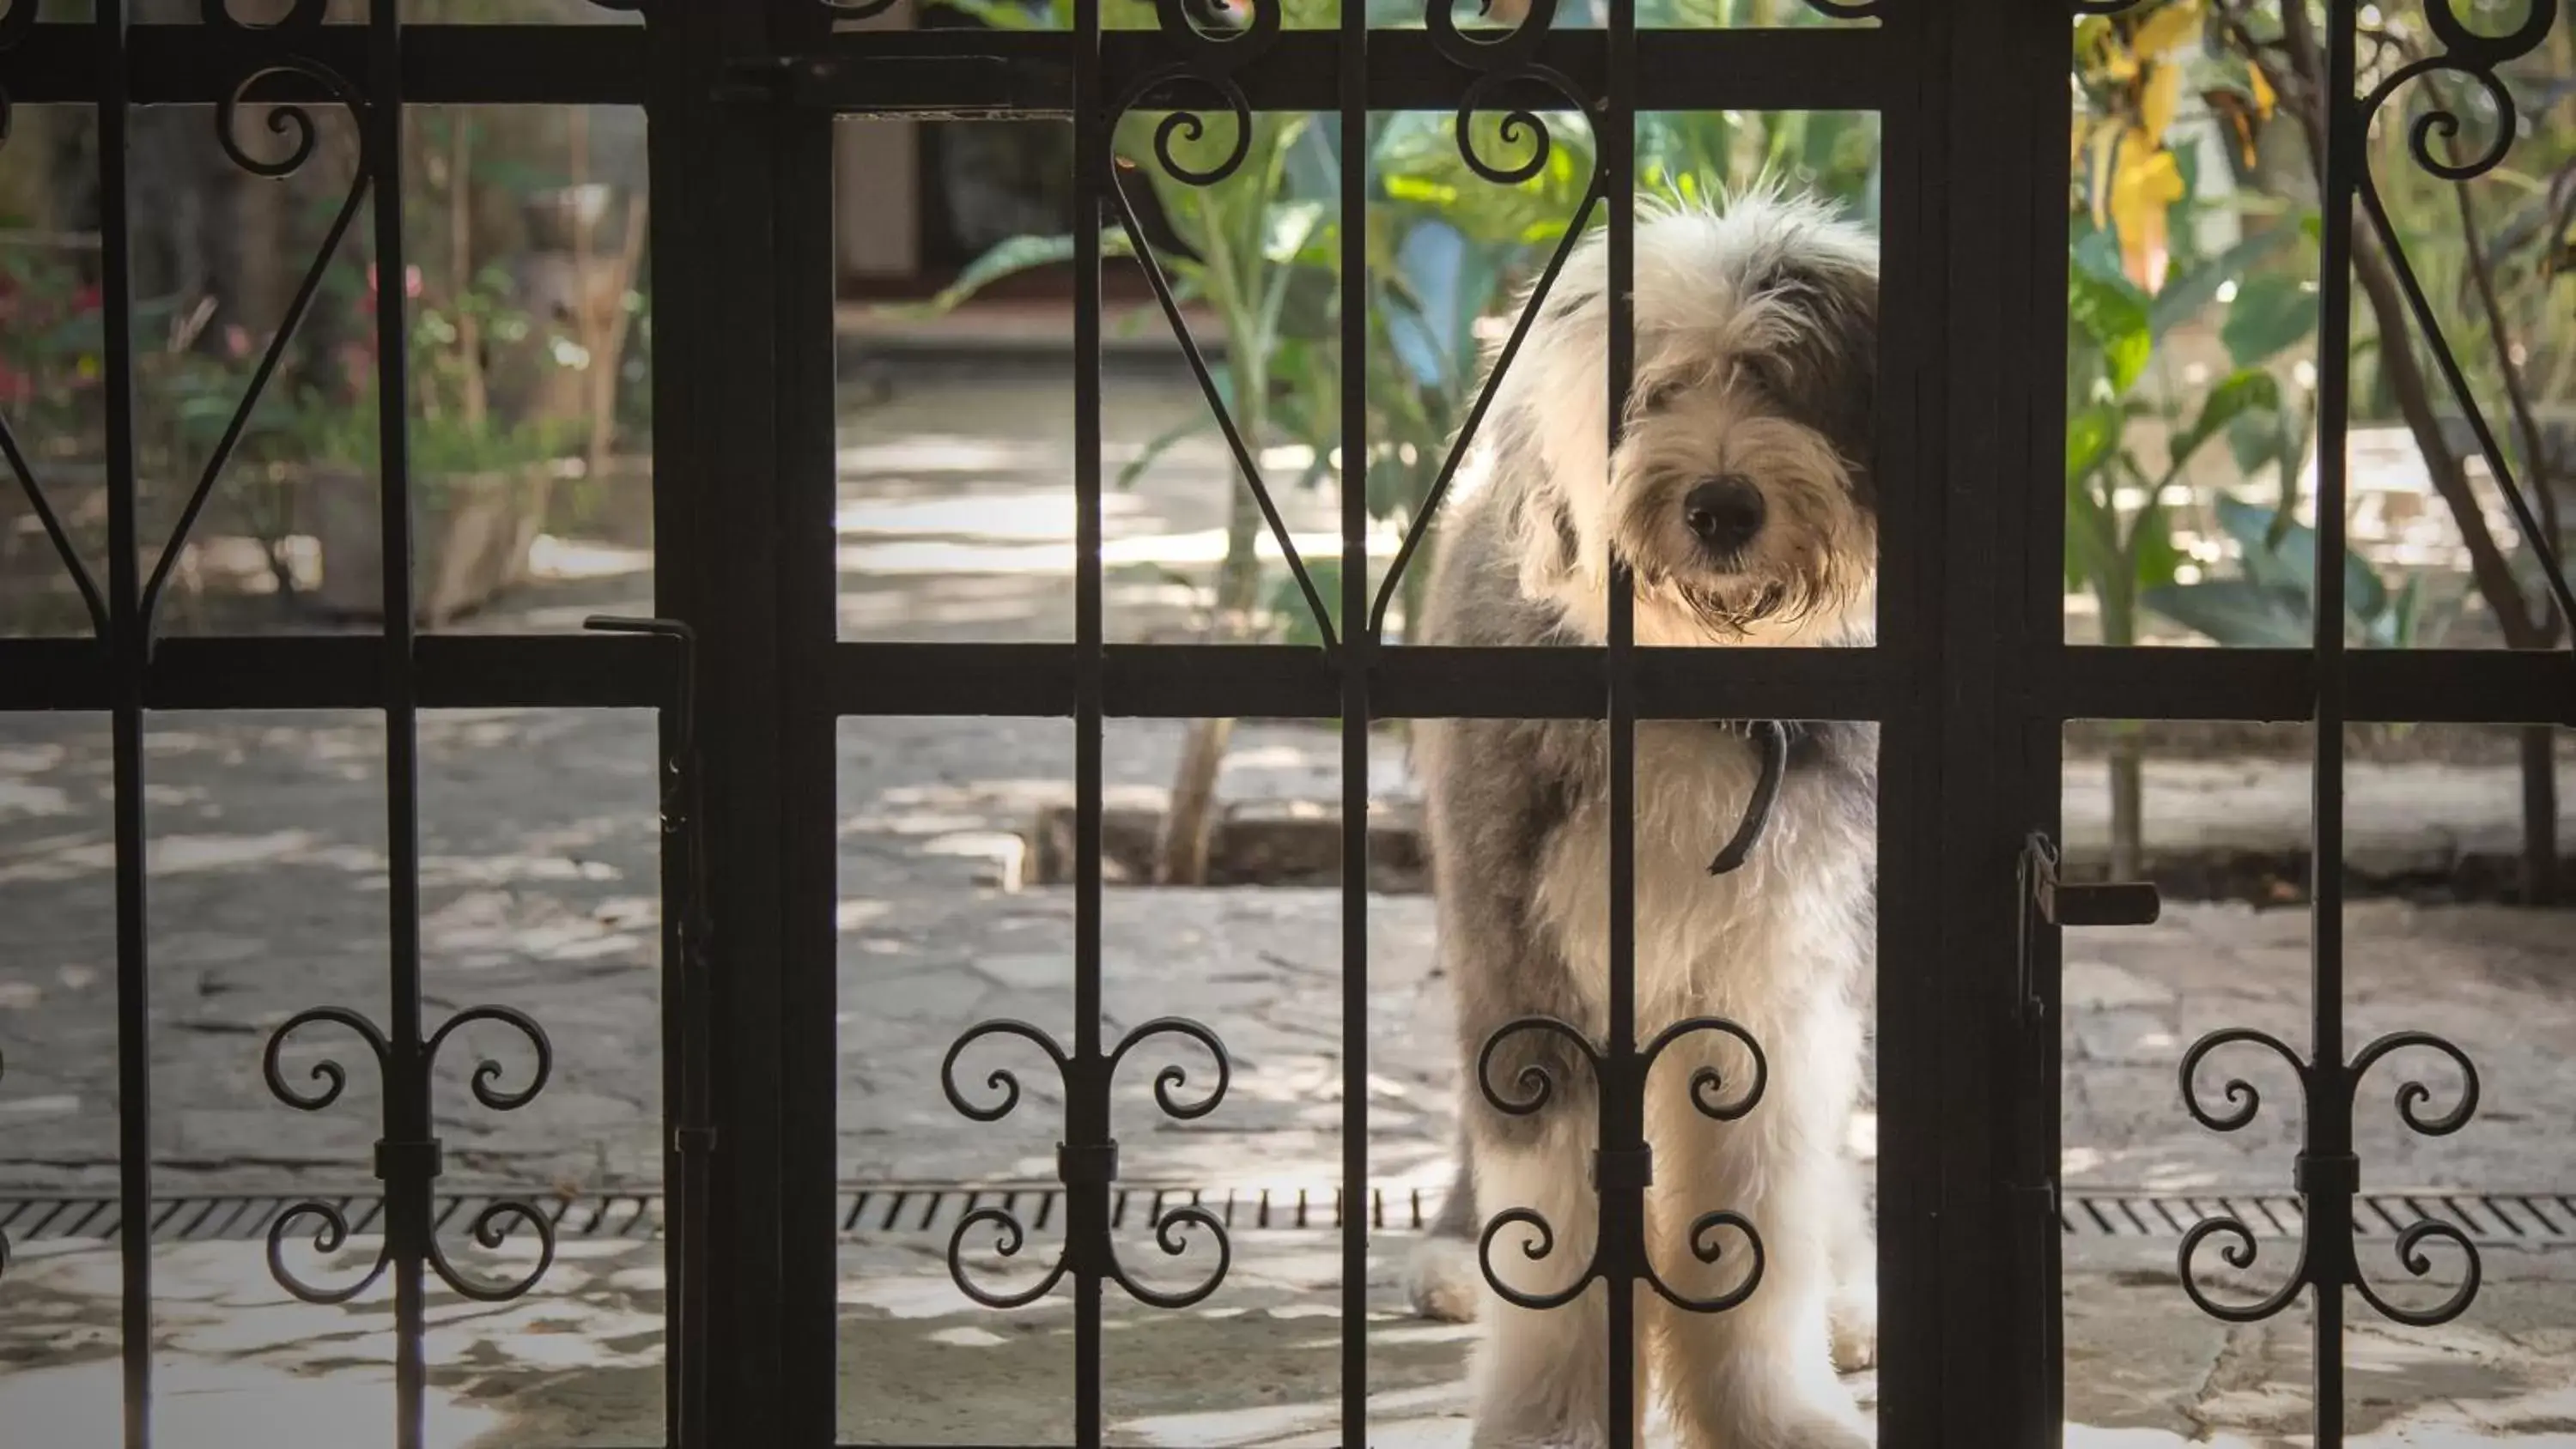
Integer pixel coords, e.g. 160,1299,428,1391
3,1231,2568,1446
3,374,2572,1443
7,706,2571,1197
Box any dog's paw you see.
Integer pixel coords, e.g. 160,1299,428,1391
1405,1234,1482,1323
1780,1414,1873,1449
1827,1282,1877,1373
1683,1406,1869,1449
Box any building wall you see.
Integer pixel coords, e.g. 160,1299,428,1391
834,1,925,284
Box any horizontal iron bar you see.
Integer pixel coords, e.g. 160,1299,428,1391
831,642,2576,724
827,643,1902,719
2044,646,2576,727
758,27,1888,115
4,639,2562,724
1,24,648,106
0,635,677,712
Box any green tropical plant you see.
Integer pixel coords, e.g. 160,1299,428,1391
2065,117,2318,878
2065,218,2315,652
914,0,1348,883
2145,491,2446,649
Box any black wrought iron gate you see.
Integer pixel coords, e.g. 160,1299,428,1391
2,3,2570,1448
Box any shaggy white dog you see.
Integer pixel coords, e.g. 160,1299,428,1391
1404,194,1881,1449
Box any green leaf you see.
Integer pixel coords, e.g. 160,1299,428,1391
2148,222,2300,337
1262,200,1332,266
1115,409,1220,492
2169,367,2282,470
2143,578,2316,647
2371,572,2424,648
2219,274,2318,368
938,0,1063,27
2226,408,2282,476
2132,508,2185,590
2072,227,2130,288
879,229,1132,320
2065,463,2122,598
2067,402,2123,482
2069,268,2154,395
2211,492,2389,623
2213,491,2298,590
1267,558,1342,649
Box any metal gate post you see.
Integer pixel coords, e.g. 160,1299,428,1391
658,1,793,1443
1910,3,2072,1445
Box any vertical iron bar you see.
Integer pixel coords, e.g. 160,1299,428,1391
772,3,840,1445
95,3,150,1444
1072,3,1107,1445
1337,3,1370,1445
638,13,702,1438
1872,8,1935,1441
2310,3,2361,1443
365,7,428,1447
1915,3,2057,1440
690,0,787,1437
1603,9,1638,1449
2015,8,2072,1437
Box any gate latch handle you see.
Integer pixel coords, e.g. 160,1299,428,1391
2021,833,2160,929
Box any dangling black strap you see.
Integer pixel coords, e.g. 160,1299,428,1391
1708,719,1792,876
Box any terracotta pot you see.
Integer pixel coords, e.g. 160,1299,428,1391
304,462,556,626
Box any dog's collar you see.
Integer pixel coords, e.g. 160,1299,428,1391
1711,718,1832,767
1704,719,1810,876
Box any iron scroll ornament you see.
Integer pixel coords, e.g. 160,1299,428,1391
1368,3,1604,641
1473,1015,1771,1314
1103,0,1342,648
939,1016,1235,1310
261,1004,560,1304
2177,1028,2483,1326
2061,3,2573,643
135,56,374,652
2353,0,2576,645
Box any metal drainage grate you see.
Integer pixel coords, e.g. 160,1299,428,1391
4,1186,2571,1246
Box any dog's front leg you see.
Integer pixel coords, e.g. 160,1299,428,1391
1644,1024,1871,1449
1823,1147,1879,1373
1467,1110,1645,1449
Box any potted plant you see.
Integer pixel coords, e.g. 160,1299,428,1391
298,397,572,627
298,262,577,627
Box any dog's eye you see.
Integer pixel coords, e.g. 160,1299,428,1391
1738,358,1789,398
1634,379,1685,413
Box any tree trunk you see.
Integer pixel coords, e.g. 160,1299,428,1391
1155,444,1271,885
2094,573,2147,879
2102,727,2144,883
2524,727,2560,907
1158,716,1237,886
2267,3,2551,652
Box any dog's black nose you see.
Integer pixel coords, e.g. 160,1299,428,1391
1683,476,1765,557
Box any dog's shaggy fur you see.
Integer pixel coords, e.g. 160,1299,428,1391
1403,194,1881,1449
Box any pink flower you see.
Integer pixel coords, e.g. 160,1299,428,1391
223,324,252,359
361,264,427,300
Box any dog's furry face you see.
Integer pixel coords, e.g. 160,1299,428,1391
1480,195,1880,646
